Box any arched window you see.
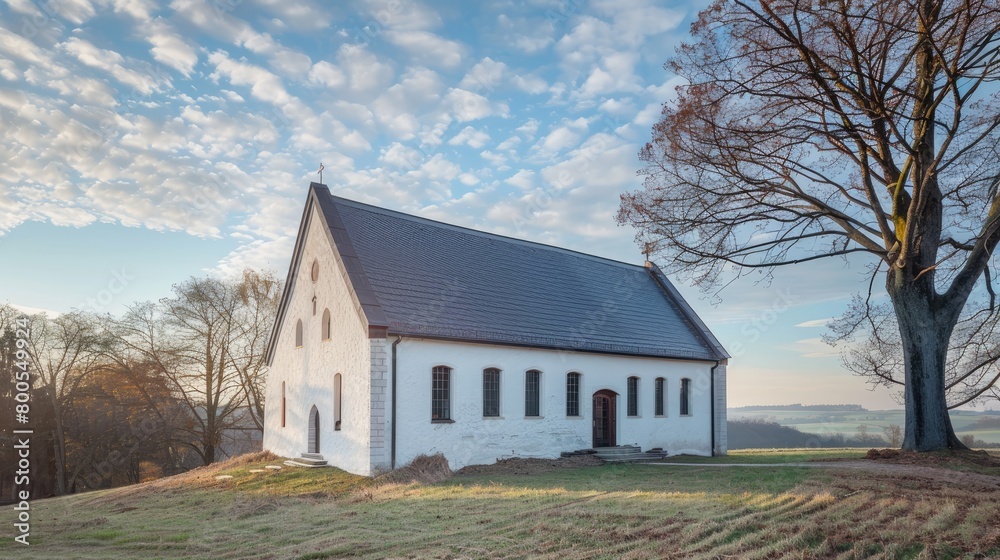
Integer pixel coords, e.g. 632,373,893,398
627,376,639,417
295,319,303,348
655,377,666,416
308,405,320,453
525,369,541,417
334,373,342,430
281,381,286,428
310,258,320,282
566,372,581,417
680,378,691,416
483,368,501,417
322,308,331,341
432,366,452,421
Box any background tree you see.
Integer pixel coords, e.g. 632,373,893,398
114,270,278,466
61,361,182,491
618,0,1000,450
221,269,281,432
24,311,106,495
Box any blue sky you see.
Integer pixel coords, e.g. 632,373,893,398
0,0,913,408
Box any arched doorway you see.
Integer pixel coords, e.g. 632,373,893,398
308,405,320,453
592,390,617,448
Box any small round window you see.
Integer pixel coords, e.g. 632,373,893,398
310,259,320,283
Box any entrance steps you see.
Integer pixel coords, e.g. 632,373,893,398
283,452,330,468
563,446,668,463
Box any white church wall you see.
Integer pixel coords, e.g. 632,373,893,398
263,204,374,475
392,338,718,471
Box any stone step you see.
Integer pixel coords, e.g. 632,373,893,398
284,453,329,468
592,447,642,458
600,453,667,463
284,459,329,468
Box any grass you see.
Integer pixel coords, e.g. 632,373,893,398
2,450,999,559
655,448,869,464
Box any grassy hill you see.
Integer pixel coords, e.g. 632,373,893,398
2,450,999,559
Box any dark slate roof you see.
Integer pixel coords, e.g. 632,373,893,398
309,184,727,361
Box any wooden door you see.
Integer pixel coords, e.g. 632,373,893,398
592,390,617,448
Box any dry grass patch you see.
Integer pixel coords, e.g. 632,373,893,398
374,453,453,485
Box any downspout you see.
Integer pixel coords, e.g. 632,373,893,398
390,336,402,469
710,360,720,457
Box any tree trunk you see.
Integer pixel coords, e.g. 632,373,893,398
889,278,965,451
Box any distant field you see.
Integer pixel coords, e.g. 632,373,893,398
2,450,998,559
730,408,1000,444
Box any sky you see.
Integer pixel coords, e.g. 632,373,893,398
0,0,930,410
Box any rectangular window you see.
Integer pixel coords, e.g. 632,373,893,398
432,366,451,421
566,372,580,417
655,378,665,416
680,378,691,416
627,377,639,417
525,370,541,417
483,368,500,417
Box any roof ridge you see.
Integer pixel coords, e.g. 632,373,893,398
319,187,646,270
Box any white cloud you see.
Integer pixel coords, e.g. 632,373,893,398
796,319,834,328
248,0,332,30
515,118,539,139
458,57,506,91
0,27,56,67
103,0,156,21
58,0,98,25
337,44,394,95
447,126,490,149
492,13,555,54
208,50,295,107
533,117,589,157
479,150,506,167
793,337,840,358
358,0,442,31
63,37,167,95
308,60,345,88
380,142,422,168
511,73,548,94
384,30,464,68
146,18,198,76
371,67,444,140
444,88,507,122
506,169,535,190
171,0,312,77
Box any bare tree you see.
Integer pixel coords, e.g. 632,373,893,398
221,269,281,432
113,270,277,466
24,311,105,495
884,424,904,448
618,0,1000,450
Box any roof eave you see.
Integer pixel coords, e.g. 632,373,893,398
645,263,731,361
387,330,723,363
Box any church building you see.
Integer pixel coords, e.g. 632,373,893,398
262,183,729,475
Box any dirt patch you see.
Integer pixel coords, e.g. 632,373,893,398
456,454,604,476
377,453,453,484
863,447,1000,469
804,459,1000,491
